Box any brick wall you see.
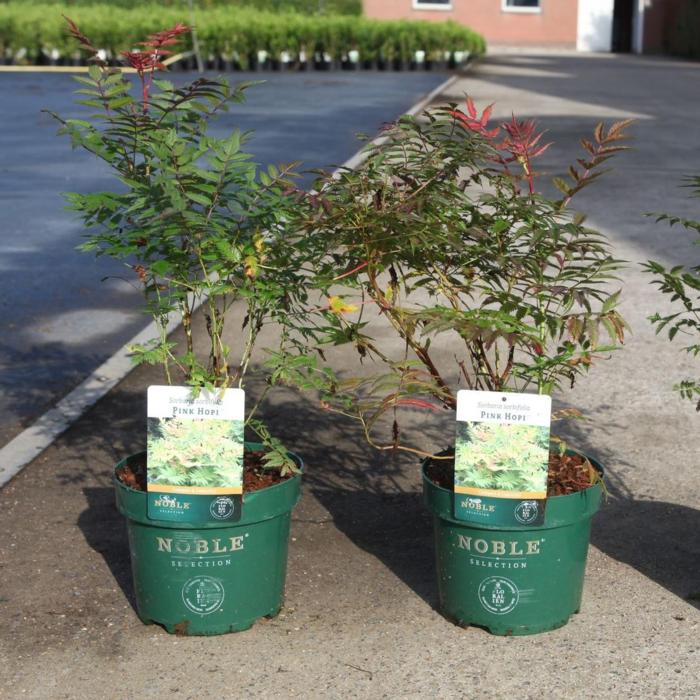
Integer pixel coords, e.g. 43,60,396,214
363,0,579,47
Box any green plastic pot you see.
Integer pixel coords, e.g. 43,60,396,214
422,453,603,636
114,442,302,636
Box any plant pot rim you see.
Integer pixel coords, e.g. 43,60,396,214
114,442,302,529
422,447,604,531
421,447,604,501
114,441,302,496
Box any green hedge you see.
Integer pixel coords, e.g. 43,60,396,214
0,4,486,66
0,0,362,14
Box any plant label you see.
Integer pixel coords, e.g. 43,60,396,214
453,390,551,527
146,385,245,523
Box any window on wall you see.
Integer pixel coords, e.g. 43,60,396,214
503,0,541,12
413,0,453,10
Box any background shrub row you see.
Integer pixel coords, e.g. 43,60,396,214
0,0,362,12
0,4,486,67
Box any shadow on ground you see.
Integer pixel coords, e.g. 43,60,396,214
58,385,147,614
594,497,700,609
78,486,136,613
64,361,699,616
282,392,700,612
262,389,451,608
560,415,700,610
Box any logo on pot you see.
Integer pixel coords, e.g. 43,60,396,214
514,500,539,524
462,497,496,513
153,494,190,510
182,576,225,615
210,496,236,520
478,576,519,615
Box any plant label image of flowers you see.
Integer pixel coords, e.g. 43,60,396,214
146,386,245,524
454,390,552,527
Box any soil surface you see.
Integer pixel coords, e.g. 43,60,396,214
115,450,293,493
425,451,596,497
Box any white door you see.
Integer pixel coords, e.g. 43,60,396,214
577,0,615,52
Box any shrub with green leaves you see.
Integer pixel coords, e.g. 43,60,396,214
147,418,245,487
644,176,700,410
455,423,549,492
285,99,631,458
49,20,315,474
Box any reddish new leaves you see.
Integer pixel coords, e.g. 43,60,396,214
120,23,190,112
394,398,442,411
63,15,105,66
451,96,551,195
556,119,633,208
120,51,166,74
499,117,552,194
453,95,632,206
121,22,190,73
143,24,191,51
450,96,500,139
64,17,190,113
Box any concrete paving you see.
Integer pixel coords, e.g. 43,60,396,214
1,54,699,698
0,70,445,448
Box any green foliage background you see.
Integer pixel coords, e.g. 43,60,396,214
454,422,549,493
0,0,362,12
0,4,485,64
147,417,245,487
644,176,700,409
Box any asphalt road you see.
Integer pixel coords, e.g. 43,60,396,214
0,69,446,447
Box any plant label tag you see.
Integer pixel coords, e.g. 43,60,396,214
146,385,245,524
453,390,551,527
